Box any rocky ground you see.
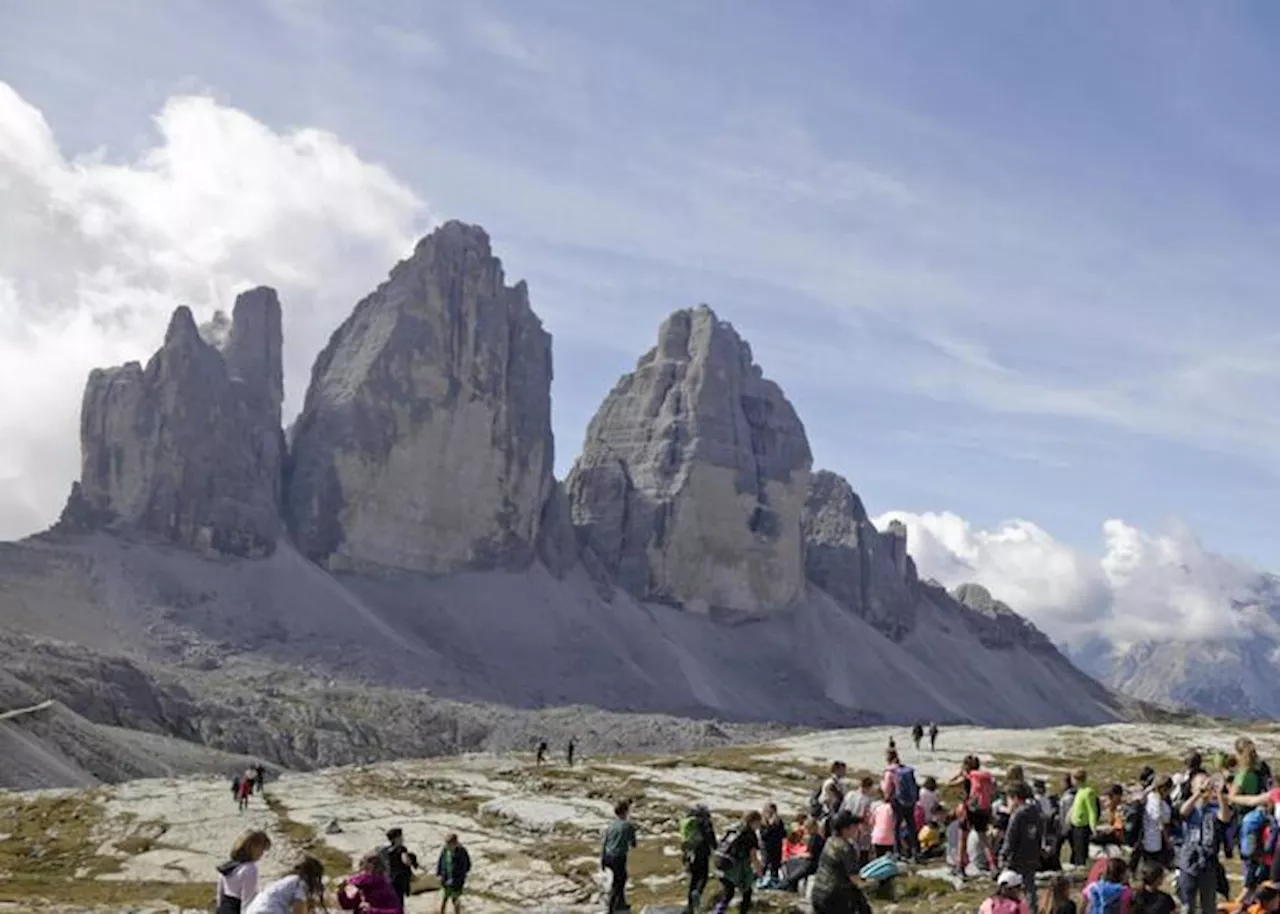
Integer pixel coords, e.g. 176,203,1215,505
6,719,1280,914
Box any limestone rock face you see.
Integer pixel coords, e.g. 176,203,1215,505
65,288,285,556
568,305,811,613
286,221,555,574
802,470,917,638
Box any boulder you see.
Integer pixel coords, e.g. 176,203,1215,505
568,305,811,613
62,288,285,556
286,221,556,574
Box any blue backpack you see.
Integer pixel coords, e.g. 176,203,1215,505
1240,808,1276,861
894,766,920,806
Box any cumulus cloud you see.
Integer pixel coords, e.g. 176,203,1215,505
0,82,429,540
876,509,1264,646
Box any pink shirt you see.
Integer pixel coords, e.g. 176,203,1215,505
871,801,896,847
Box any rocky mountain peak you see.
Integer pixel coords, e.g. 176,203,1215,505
60,289,285,557
286,221,556,574
568,305,811,614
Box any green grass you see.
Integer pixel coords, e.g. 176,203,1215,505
262,791,352,874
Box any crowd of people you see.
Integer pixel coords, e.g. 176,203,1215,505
214,826,468,914
601,730,1280,914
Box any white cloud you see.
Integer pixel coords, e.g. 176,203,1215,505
877,508,1262,646
0,82,429,540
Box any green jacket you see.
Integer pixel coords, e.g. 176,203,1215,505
1069,786,1100,830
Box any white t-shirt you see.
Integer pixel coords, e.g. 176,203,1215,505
218,861,259,906
918,787,940,823
244,874,307,914
1142,791,1171,853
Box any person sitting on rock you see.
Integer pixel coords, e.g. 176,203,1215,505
436,833,471,914
338,852,402,914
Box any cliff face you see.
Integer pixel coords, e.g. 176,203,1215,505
61,288,284,557
568,305,812,614
286,221,556,575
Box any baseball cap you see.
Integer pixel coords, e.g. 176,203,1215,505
997,870,1024,890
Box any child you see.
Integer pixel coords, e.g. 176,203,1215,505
436,833,472,914
1082,858,1132,914
980,870,1030,914
1039,873,1076,914
245,856,326,914
216,830,272,914
870,797,896,859
338,852,402,914
1129,862,1175,914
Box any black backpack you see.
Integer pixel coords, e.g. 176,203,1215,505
714,828,750,872
1122,798,1145,848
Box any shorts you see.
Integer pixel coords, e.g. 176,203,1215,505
967,809,992,833
443,886,465,901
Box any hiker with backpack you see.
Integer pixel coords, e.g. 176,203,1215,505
1174,772,1231,914
380,828,419,904
1000,782,1044,913
809,810,872,914
812,761,848,835
911,722,924,752
602,800,638,914
1082,857,1132,914
712,810,763,914
882,749,921,861
681,805,716,914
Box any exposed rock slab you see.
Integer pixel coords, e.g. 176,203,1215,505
286,221,556,574
568,305,811,613
60,288,284,557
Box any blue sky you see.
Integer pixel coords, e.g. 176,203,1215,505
3,1,1280,635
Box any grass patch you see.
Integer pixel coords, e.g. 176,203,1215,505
0,879,211,909
263,791,352,874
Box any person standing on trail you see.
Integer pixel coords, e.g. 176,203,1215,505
759,803,786,887
254,764,266,794
381,828,419,904
681,804,717,914
1174,773,1230,914
1067,769,1099,867
712,810,763,914
536,740,548,766
567,738,576,767
929,722,940,752
216,829,272,914
602,799,638,914
436,833,471,914
882,750,921,862
237,771,254,812
912,723,924,752
999,783,1043,913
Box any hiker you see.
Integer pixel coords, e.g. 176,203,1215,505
1095,784,1125,851
381,828,419,903
780,816,824,894
870,792,896,860
809,810,872,914
436,833,471,914
254,764,267,794
1053,773,1077,868
888,736,897,752
912,722,924,752
1174,772,1231,914
712,810,763,914
1171,752,1205,807
758,803,786,888
950,754,998,874
244,855,326,914
841,777,876,865
1130,861,1176,914
237,771,254,812
1133,776,1173,871
216,829,271,914
338,852,401,914
1041,873,1076,914
681,804,717,912
981,870,1030,914
882,749,921,860
567,738,576,767
920,776,941,825
929,722,940,752
817,761,849,828
602,799,638,914
1067,769,1100,867
1082,857,1132,914
231,773,242,803
1000,782,1044,913
536,740,548,766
